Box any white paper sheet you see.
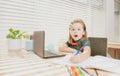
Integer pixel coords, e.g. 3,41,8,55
52,55,120,73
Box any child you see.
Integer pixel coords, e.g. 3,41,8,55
59,19,91,63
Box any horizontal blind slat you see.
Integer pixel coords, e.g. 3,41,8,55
0,0,105,51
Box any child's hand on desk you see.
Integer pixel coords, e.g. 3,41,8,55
70,49,90,63
69,50,83,63
70,54,83,63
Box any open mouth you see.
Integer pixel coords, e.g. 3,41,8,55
74,35,78,37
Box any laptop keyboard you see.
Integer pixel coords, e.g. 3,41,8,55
44,51,65,57
44,51,58,57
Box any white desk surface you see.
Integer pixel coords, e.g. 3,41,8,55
0,50,120,76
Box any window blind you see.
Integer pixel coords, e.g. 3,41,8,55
0,0,105,53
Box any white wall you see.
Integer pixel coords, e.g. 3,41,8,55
115,0,120,41
105,0,115,42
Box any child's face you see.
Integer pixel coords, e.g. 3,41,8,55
69,23,85,41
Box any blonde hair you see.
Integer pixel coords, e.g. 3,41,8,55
69,19,87,42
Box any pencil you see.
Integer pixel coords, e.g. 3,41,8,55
80,67,94,76
65,65,71,76
74,41,89,55
94,68,99,76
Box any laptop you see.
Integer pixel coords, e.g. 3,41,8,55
33,31,65,58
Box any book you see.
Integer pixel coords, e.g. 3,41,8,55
52,55,120,73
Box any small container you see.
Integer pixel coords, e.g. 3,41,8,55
25,40,33,51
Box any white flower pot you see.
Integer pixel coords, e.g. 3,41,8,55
8,39,22,51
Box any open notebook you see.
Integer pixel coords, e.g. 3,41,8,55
52,55,120,73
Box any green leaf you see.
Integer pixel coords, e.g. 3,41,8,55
9,28,13,32
6,28,27,39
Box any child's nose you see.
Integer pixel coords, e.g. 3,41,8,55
74,30,78,32
74,30,78,34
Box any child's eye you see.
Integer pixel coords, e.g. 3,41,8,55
71,29,75,31
78,28,80,31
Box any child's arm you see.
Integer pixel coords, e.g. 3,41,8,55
59,43,76,53
70,46,91,63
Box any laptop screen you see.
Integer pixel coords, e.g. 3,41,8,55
44,31,57,51
34,31,45,57
34,31,65,58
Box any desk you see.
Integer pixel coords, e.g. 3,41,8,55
108,42,120,59
0,50,120,76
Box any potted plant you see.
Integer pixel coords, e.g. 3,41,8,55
6,28,26,51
